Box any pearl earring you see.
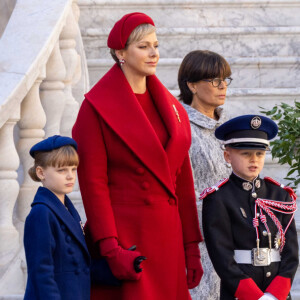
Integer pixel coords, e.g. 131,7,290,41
119,59,125,66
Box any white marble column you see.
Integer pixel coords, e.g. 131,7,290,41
59,0,80,137
59,1,86,218
40,42,66,137
16,72,47,224
0,116,20,265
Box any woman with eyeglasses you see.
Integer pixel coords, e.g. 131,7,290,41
178,50,233,300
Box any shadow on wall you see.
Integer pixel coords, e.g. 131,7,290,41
0,0,16,38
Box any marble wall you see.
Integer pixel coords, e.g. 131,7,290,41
0,0,16,38
78,1,300,112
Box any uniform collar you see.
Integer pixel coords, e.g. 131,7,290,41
182,103,226,129
230,172,262,192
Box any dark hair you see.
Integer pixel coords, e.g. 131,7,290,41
178,50,232,105
28,145,79,182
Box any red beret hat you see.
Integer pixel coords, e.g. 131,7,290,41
107,12,155,50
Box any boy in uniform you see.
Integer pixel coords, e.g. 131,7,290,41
202,115,299,300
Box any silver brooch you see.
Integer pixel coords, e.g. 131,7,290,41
251,116,261,129
242,182,252,191
255,179,261,189
80,221,85,235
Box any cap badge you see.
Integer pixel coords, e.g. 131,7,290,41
242,182,252,191
251,116,261,129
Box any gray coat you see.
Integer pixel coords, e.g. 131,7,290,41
183,104,231,300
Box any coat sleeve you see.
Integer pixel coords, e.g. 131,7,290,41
24,205,61,299
202,193,264,299
265,192,299,300
176,154,202,245
72,100,118,242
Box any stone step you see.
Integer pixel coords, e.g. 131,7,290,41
0,296,23,300
87,57,300,89
78,0,300,29
82,26,300,59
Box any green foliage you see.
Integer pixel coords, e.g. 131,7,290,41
261,101,300,189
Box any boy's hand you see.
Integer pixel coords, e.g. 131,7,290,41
99,238,146,281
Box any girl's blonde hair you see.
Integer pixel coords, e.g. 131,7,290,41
110,23,156,64
28,145,79,182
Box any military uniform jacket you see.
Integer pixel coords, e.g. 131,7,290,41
202,173,299,300
24,187,91,300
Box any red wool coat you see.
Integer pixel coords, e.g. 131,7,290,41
72,64,202,300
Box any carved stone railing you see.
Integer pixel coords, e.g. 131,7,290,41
0,0,89,296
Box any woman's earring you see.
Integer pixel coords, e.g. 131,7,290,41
119,59,125,66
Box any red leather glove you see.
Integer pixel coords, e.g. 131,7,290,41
99,237,144,281
185,242,203,289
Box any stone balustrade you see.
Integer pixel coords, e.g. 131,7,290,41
0,0,88,297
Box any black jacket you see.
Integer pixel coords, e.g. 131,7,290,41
202,173,298,300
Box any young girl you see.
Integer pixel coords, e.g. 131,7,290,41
23,135,90,300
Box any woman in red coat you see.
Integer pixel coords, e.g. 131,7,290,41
72,12,202,300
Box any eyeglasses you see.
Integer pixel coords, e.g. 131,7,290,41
201,77,233,88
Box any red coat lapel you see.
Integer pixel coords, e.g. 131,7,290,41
85,64,177,197
148,76,191,176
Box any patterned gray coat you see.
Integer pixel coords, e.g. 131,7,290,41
182,104,232,300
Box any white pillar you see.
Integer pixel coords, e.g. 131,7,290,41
16,72,47,224
40,42,66,137
59,1,80,137
0,117,20,265
59,1,85,218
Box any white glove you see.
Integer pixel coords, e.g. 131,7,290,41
258,293,278,300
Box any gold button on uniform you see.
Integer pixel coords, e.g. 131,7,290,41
263,230,268,236
266,272,271,277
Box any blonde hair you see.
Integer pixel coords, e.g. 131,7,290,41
28,146,79,182
110,23,156,64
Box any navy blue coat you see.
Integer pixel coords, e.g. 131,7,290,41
24,187,91,300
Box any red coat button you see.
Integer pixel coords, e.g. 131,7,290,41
142,181,150,190
136,167,145,175
168,198,176,205
144,198,151,205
